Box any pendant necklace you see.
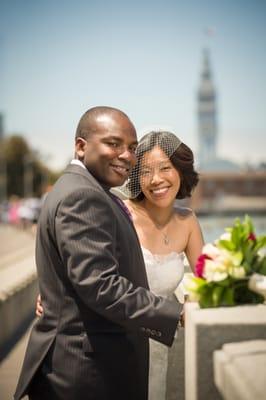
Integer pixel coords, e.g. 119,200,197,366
152,214,173,246
134,203,173,245
162,232,170,246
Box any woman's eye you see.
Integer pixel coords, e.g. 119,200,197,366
161,166,171,171
141,170,151,176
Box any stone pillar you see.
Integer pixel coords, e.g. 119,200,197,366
214,339,266,400
185,302,266,400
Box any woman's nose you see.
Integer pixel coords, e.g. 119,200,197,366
150,170,163,184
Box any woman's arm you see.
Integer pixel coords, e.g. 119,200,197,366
185,214,204,272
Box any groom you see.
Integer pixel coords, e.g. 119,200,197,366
14,106,182,400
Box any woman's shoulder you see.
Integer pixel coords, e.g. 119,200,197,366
174,205,193,218
174,206,199,226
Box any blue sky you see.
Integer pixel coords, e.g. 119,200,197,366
0,0,265,169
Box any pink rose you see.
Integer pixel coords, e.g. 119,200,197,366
195,254,211,278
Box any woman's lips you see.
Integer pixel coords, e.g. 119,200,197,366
150,187,170,197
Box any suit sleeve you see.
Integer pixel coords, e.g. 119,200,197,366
55,187,181,346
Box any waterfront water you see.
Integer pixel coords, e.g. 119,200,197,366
199,214,266,243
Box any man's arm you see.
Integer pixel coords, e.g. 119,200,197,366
55,188,181,346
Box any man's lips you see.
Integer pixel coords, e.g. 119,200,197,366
110,163,130,177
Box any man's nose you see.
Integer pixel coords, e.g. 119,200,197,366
118,147,136,164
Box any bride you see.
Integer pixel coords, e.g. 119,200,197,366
36,130,203,400
120,130,203,400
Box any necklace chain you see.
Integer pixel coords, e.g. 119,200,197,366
134,203,173,246
162,232,170,245
152,218,172,246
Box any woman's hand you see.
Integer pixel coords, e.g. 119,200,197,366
178,308,185,328
36,294,44,317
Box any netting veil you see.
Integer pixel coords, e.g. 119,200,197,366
117,130,182,199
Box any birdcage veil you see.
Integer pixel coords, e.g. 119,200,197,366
116,130,182,199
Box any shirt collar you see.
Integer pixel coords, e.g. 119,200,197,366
70,159,111,192
70,159,86,169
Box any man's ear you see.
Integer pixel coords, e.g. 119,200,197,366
75,137,87,158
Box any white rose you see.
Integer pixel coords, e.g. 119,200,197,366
220,232,232,241
204,259,228,282
258,248,266,259
202,243,221,259
229,266,246,279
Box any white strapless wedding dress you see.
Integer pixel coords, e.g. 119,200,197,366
141,246,185,400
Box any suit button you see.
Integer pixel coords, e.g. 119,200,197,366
146,328,151,334
151,330,156,336
157,331,162,337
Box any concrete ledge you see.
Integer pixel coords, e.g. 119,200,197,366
185,302,266,400
214,340,266,400
0,257,38,361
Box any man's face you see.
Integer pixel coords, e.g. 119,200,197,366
76,113,138,187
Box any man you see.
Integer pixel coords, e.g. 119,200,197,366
15,106,182,400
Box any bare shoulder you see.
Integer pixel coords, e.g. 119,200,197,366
174,206,193,219
174,206,200,227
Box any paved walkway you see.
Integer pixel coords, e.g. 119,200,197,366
0,225,35,271
0,225,35,400
0,327,31,400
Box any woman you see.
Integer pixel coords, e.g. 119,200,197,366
120,131,203,400
37,131,203,400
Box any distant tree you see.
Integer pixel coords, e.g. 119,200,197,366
1,135,62,198
258,162,266,171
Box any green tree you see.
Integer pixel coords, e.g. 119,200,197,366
1,135,62,198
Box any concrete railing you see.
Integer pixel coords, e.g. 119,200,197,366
214,339,266,400
185,302,266,400
0,254,38,360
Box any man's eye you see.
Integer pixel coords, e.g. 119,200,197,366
108,142,119,147
129,146,137,153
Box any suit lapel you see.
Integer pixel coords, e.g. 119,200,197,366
64,164,137,232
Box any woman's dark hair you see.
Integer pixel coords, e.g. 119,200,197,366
127,131,199,201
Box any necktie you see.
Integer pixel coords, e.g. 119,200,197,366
110,193,132,221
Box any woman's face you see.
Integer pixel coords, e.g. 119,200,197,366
139,146,181,207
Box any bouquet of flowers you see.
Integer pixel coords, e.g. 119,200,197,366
186,215,266,308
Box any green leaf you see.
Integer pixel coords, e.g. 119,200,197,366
257,257,266,275
222,287,235,306
231,226,240,247
217,277,231,287
218,240,235,251
212,286,224,307
254,236,266,251
198,284,215,308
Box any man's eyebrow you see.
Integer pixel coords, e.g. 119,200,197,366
103,136,122,141
102,136,138,146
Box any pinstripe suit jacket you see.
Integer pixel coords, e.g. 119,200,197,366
14,164,181,400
